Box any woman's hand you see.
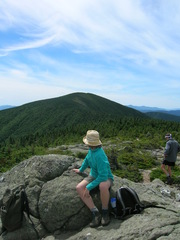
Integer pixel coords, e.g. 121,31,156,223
72,168,80,174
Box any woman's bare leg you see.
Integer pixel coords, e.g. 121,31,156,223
76,180,95,209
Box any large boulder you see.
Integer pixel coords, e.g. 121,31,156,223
0,154,180,240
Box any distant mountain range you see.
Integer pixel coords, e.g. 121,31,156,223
0,105,15,110
145,111,180,122
127,105,180,114
127,105,180,122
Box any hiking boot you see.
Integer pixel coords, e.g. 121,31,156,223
101,209,110,226
167,176,173,185
89,211,101,228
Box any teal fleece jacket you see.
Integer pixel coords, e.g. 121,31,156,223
79,147,114,191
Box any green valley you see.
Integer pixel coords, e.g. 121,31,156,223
0,92,180,184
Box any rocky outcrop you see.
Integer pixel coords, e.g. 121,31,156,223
0,154,180,240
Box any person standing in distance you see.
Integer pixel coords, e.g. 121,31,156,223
73,130,114,228
161,133,180,184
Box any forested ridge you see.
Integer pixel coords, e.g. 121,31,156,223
0,92,145,142
146,111,180,122
0,92,180,183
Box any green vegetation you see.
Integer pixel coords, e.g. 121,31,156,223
106,143,156,182
0,93,146,142
150,166,180,184
146,111,180,122
0,92,180,183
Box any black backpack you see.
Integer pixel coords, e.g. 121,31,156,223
113,186,166,219
0,185,36,232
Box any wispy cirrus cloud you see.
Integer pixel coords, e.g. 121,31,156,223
0,0,180,108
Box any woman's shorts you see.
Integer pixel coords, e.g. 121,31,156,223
162,160,175,166
84,175,114,187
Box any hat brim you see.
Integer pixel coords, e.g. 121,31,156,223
83,136,102,146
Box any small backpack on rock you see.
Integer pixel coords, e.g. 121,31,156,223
0,185,32,232
112,186,166,219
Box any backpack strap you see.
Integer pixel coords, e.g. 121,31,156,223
116,188,127,218
21,190,30,218
126,187,177,213
21,189,40,239
125,187,145,211
142,203,178,213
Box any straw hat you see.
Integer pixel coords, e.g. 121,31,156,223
83,130,102,146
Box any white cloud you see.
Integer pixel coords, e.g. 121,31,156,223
0,0,178,57
0,0,180,108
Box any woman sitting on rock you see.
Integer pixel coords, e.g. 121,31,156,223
73,130,114,228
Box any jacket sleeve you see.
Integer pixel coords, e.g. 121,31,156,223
79,155,89,172
164,142,171,155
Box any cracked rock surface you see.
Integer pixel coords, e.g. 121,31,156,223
0,154,180,240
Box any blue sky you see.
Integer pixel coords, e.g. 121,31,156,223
0,0,180,109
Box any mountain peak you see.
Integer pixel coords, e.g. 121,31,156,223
0,92,146,143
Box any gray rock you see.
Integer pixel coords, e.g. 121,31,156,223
0,154,180,240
